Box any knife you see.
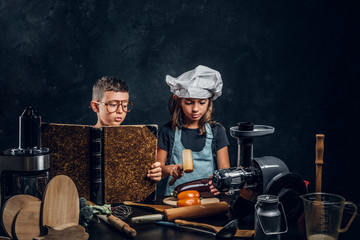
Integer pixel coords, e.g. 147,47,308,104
131,214,164,225
155,221,216,236
130,201,229,225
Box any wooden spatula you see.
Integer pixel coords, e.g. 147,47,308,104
41,175,80,229
1,194,40,239
175,219,254,238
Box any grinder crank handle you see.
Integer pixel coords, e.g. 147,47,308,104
315,134,325,192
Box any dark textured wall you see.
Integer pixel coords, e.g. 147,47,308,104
1,0,359,227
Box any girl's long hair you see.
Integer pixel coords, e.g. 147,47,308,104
168,95,214,135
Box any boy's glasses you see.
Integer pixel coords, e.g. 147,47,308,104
93,101,133,113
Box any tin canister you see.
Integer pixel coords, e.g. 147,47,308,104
254,194,288,240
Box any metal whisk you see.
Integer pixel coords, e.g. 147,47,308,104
111,204,133,220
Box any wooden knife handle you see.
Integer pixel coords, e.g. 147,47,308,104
107,215,137,237
164,201,229,221
315,134,325,192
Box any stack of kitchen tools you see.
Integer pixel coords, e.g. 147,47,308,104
124,201,254,238
1,175,88,240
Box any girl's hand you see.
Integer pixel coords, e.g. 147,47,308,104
170,164,184,179
208,178,221,196
147,161,162,182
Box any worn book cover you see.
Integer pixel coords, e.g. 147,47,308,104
41,123,157,204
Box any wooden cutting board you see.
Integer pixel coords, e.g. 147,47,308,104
163,197,220,207
1,194,40,239
14,201,42,240
41,175,80,228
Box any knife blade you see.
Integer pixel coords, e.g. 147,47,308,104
155,221,216,236
131,214,164,225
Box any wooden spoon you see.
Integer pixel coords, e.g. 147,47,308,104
41,175,79,228
313,134,325,224
14,201,42,240
315,134,325,193
1,194,40,239
175,219,254,238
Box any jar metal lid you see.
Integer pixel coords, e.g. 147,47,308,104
257,194,279,203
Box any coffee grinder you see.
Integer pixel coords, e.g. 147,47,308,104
212,122,307,223
0,107,50,207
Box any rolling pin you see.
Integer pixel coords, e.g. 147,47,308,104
169,149,194,186
98,215,136,237
131,201,229,225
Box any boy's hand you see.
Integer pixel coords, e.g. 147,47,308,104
147,162,162,182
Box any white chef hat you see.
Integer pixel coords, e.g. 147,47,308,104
166,65,223,100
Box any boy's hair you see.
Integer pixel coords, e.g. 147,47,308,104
92,76,129,100
168,96,214,135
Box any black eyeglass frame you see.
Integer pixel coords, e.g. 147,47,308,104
93,100,133,113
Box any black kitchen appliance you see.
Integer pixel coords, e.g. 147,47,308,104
212,122,307,223
0,107,50,207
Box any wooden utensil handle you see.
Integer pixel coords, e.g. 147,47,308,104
175,219,218,232
108,215,137,237
234,229,255,238
169,177,177,186
315,134,325,165
164,201,229,221
315,134,325,192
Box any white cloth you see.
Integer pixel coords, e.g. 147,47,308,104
166,65,223,100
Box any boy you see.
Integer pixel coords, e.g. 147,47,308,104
90,76,162,182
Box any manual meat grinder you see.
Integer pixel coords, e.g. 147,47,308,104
212,122,307,223
0,107,50,207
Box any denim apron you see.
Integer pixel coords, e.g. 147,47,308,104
164,123,214,196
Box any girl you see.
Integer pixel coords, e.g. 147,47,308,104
158,65,230,196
